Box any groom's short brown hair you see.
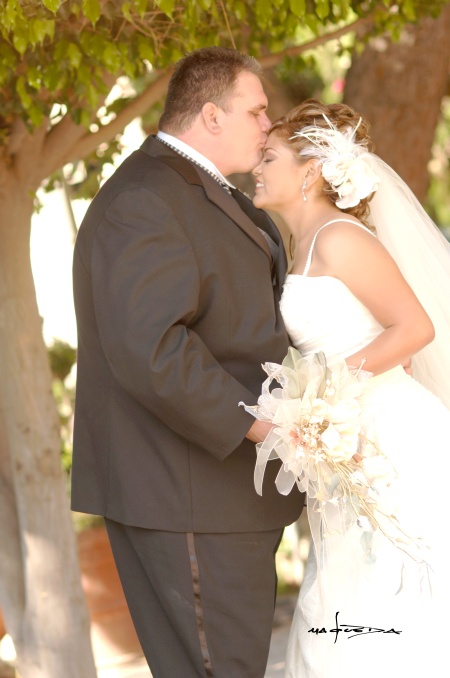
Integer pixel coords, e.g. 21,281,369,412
158,46,262,135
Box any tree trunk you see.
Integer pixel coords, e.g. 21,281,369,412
0,73,174,677
0,175,96,678
344,6,450,202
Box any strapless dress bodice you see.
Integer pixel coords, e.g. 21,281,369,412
280,274,384,359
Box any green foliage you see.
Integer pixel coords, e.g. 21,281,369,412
72,511,105,532
48,338,77,381
276,54,326,102
0,0,446,135
426,96,450,229
0,0,446,200
47,339,77,474
52,375,75,475
275,30,352,109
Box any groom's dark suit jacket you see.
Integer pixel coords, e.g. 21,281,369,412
71,136,303,532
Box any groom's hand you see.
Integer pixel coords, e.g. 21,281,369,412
246,420,275,444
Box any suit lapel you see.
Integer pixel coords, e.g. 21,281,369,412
201,180,273,263
141,136,273,264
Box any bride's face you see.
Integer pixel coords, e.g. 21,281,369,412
252,133,305,212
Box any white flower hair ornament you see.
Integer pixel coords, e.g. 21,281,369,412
292,115,380,209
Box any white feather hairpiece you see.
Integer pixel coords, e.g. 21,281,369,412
291,114,380,209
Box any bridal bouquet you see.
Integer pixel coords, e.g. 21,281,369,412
240,348,428,564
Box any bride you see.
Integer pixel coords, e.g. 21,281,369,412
251,99,450,677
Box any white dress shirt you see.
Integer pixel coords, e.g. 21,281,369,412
156,131,235,189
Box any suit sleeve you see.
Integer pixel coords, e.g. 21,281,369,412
90,186,258,460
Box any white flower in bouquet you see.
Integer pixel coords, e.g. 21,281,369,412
361,455,397,483
240,348,429,565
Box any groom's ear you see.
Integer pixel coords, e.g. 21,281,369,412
201,102,222,134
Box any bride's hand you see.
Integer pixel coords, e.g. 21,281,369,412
246,419,275,443
402,356,413,376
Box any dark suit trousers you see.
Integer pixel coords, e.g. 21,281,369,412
105,519,284,678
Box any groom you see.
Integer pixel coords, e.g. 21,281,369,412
71,46,303,677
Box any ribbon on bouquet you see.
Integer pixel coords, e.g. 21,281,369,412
254,427,298,496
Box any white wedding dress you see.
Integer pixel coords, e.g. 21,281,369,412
280,220,450,678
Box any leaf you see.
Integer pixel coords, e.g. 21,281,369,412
5,0,22,29
82,0,101,25
183,2,200,33
86,82,100,108
135,0,148,16
255,0,272,25
305,14,321,35
119,43,139,77
79,108,92,128
76,61,93,85
401,0,416,21
233,1,247,21
103,43,121,71
289,0,305,18
28,104,45,127
42,0,61,12
137,39,154,62
286,11,301,33
122,57,138,78
27,66,42,89
121,2,132,21
80,32,108,59
31,18,55,44
43,62,65,91
156,0,175,18
314,0,329,20
54,38,69,61
67,42,82,69
16,75,32,108
12,32,27,55
342,0,351,16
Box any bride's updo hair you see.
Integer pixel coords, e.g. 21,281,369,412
270,99,375,226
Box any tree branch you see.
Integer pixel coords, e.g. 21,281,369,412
40,113,91,180
35,16,373,172
259,15,374,70
61,69,173,165
7,118,29,156
40,72,118,179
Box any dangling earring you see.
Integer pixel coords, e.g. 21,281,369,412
301,177,307,202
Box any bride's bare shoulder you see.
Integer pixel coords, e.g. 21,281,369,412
319,218,374,239
313,218,391,279
316,218,380,256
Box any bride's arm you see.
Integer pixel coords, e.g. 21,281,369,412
312,222,435,376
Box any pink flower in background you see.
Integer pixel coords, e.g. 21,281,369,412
332,78,345,94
